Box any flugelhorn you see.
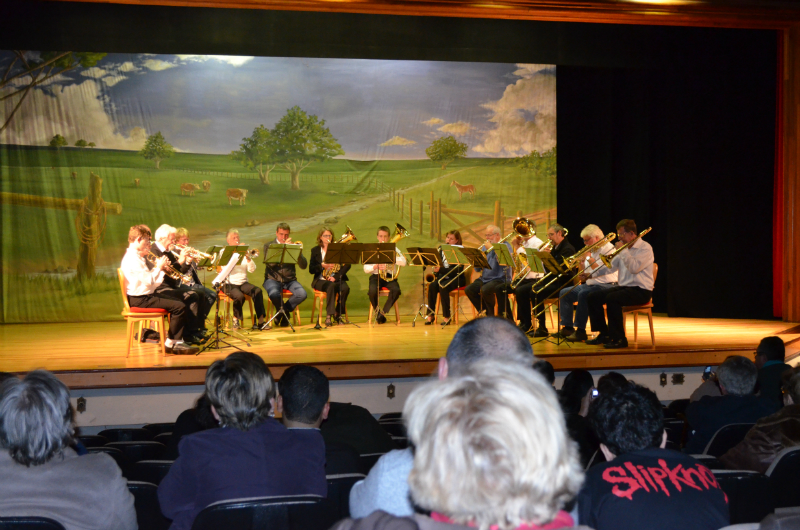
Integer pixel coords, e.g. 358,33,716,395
323,226,357,279
146,251,193,286
379,223,409,281
173,243,212,261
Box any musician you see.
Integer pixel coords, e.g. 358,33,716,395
364,226,406,324
464,225,513,319
511,222,544,333
151,224,207,344
224,229,270,330
558,224,618,342
174,227,218,314
121,224,198,355
425,230,467,326
586,219,654,349
529,223,576,338
263,223,308,327
310,227,351,327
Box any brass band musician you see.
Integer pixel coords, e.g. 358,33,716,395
174,227,218,316
511,222,544,334
425,230,467,326
223,229,270,331
364,225,406,324
464,225,513,319
530,223,575,337
309,227,351,327
263,222,308,327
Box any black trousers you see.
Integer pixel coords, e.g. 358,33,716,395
465,279,511,318
513,278,537,327
586,285,653,340
532,279,568,329
312,278,350,316
427,273,467,319
368,275,401,313
223,282,267,322
128,292,187,341
156,285,204,334
188,284,216,325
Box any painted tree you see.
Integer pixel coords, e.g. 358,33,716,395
49,134,67,149
87,142,96,148
426,136,468,170
139,131,175,169
1,51,106,133
516,146,557,180
75,139,87,148
272,106,345,190
230,125,277,185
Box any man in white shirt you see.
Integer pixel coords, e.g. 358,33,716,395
557,224,618,342
364,225,407,324
586,219,655,349
120,224,198,355
511,222,544,333
223,229,270,330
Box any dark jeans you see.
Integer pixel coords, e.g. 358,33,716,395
263,279,307,314
223,282,266,323
587,285,653,340
312,278,350,316
128,292,187,341
513,278,537,327
427,272,467,319
368,275,401,313
465,278,511,318
188,284,217,325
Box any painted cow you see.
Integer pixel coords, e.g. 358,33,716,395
181,183,201,196
226,188,248,206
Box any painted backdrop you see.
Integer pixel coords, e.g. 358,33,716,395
0,52,556,322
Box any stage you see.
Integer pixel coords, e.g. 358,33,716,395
1,314,799,389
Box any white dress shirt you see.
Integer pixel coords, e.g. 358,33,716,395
518,236,545,279
363,247,407,275
121,248,164,296
228,255,257,286
611,238,655,291
585,242,619,285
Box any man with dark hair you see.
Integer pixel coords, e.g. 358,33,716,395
533,360,556,387
578,384,729,530
684,355,780,454
263,222,308,327
596,371,629,397
754,336,792,406
363,225,406,324
529,223,575,337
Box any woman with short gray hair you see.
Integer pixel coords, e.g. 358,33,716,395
0,370,136,530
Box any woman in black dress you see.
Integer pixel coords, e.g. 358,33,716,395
426,230,467,326
309,226,351,327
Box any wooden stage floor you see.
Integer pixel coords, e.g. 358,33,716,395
1,315,798,389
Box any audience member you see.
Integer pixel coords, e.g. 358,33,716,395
596,371,629,397
158,352,326,530
579,384,729,530
533,359,556,387
684,355,781,454
163,392,217,460
0,370,136,530
753,336,792,407
721,367,800,473
320,401,398,456
279,364,361,475
560,369,599,468
334,359,585,530
349,317,535,519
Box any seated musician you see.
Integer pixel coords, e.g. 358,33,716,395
310,227,351,327
464,225,513,319
558,224,618,342
364,225,406,324
151,224,207,344
586,219,654,349
511,222,544,333
174,227,218,316
121,224,198,355
530,223,576,338
263,223,308,327
425,230,466,326
224,229,270,330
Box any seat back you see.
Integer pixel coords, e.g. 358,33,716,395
712,470,776,524
75,434,109,448
127,481,172,530
765,446,800,508
190,495,322,530
87,446,129,474
128,460,174,485
106,441,166,464
358,452,386,475
291,475,366,530
117,268,131,312
143,423,177,436
98,428,155,442
704,423,755,457
325,473,366,521
0,517,66,530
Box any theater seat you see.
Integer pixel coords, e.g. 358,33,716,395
128,460,174,485
190,494,323,530
703,423,755,458
766,446,800,508
97,428,154,442
105,441,166,465
0,517,66,530
712,470,776,524
127,481,171,530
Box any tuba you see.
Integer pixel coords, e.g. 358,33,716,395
323,226,358,279
379,223,409,281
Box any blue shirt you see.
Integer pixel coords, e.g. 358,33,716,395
479,241,513,282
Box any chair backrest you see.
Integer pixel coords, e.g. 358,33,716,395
75,434,109,448
117,268,131,312
378,412,402,422
712,470,776,524
378,422,407,438
98,428,155,442
703,423,755,457
127,481,172,530
290,475,366,530
87,446,129,474
128,460,174,485
106,441,166,464
190,495,323,530
358,453,386,475
0,517,66,530
765,445,800,508
325,474,366,521
143,423,177,436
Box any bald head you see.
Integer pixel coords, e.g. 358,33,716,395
444,317,534,377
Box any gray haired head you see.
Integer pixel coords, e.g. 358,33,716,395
445,317,534,376
205,352,276,431
717,355,758,396
0,370,74,466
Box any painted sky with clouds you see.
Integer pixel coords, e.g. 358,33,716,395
0,53,556,159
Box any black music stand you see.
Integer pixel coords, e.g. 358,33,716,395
406,247,441,327
195,245,223,289
531,251,571,347
200,247,252,353
263,243,304,333
361,243,399,324
316,243,362,330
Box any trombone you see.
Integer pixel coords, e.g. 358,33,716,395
323,226,357,279
600,227,651,268
531,227,571,294
379,223,409,281
552,232,618,304
436,245,471,289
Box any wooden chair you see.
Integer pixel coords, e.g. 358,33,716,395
367,287,400,324
622,262,658,346
217,291,255,329
433,286,474,324
266,289,302,326
310,289,348,326
117,269,167,357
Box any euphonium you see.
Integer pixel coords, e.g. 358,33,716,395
379,223,409,281
507,218,538,288
323,226,358,279
146,251,193,286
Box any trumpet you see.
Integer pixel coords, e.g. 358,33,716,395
379,223,409,281
246,248,260,258
146,251,194,286
323,226,357,279
173,243,212,261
